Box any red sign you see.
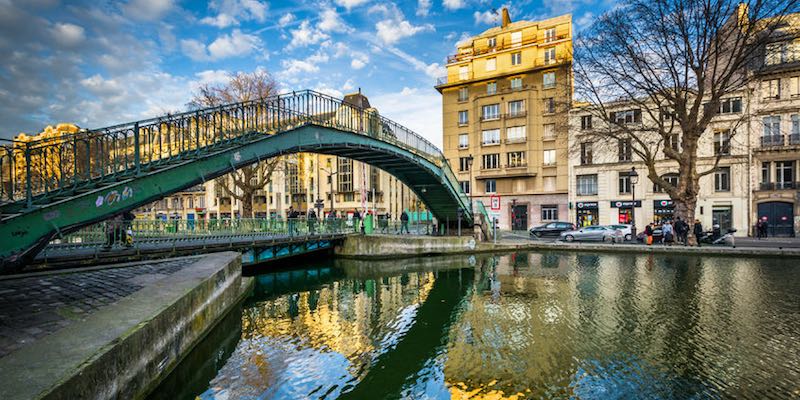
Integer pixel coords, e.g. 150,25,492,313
490,195,501,211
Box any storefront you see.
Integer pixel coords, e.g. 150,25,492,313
575,201,599,227
610,200,641,224
653,199,674,224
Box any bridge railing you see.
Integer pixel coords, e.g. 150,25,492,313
1,91,468,215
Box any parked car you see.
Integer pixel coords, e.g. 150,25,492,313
606,224,633,241
560,226,623,243
636,226,663,243
530,222,577,238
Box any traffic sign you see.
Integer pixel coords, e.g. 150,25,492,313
490,195,501,211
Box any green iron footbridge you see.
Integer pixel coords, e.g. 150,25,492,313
0,90,472,272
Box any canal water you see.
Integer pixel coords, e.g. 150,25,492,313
151,251,800,399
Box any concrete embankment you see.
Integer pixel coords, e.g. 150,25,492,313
0,252,253,400
336,234,800,258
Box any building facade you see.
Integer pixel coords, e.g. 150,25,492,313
436,10,572,230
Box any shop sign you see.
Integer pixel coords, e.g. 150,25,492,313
576,201,599,209
653,199,674,208
610,200,642,208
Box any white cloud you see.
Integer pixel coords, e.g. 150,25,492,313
342,79,355,91
51,23,85,47
384,46,443,78
371,87,442,148
576,12,595,29
416,0,431,17
122,0,175,21
473,10,498,25
278,12,295,27
181,29,261,61
350,51,369,70
334,0,369,11
318,8,350,33
375,19,433,45
287,20,329,49
194,70,232,87
313,84,344,99
200,0,268,28
281,59,320,75
442,0,466,11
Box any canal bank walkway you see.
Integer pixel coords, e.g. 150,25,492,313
0,252,251,400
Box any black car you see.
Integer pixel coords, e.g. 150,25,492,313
530,221,577,238
636,227,663,243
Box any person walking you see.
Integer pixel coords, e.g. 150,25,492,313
307,209,317,234
674,217,688,246
644,223,654,246
102,213,125,250
662,220,674,246
693,219,703,247
761,218,769,238
400,210,410,234
287,206,296,236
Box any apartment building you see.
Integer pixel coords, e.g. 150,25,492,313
436,9,572,230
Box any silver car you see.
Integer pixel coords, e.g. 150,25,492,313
559,225,623,243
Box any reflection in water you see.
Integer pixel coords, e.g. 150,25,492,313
155,252,800,399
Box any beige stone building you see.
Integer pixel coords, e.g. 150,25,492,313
436,9,573,230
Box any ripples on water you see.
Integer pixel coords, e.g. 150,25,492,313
153,252,800,399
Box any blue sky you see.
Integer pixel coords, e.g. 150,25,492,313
0,0,612,145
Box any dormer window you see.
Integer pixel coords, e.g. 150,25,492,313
488,37,496,48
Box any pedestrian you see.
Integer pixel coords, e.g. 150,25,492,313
755,219,763,239
675,217,688,245
307,209,317,234
761,218,769,238
102,213,125,250
662,220,674,246
353,209,361,233
122,210,136,248
693,219,703,247
644,223,654,245
287,206,296,235
400,210,410,234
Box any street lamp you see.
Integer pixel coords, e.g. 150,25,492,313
629,166,639,240
466,154,474,198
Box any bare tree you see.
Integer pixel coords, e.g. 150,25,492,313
190,70,282,218
573,0,797,233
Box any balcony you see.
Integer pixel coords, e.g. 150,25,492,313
759,134,800,149
505,111,527,119
759,181,799,190
505,137,527,144
480,115,501,122
481,140,501,147
761,135,785,147
507,163,528,168
444,34,569,64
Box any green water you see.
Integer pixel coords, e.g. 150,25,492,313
151,252,800,399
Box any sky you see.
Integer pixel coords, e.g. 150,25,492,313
0,0,613,146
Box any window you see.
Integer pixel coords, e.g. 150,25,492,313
338,158,353,192
791,114,799,136
482,153,500,169
482,129,500,145
508,151,526,167
541,205,558,221
544,27,556,43
485,179,497,193
581,115,592,130
509,52,521,66
458,133,469,149
776,161,795,189
765,40,800,65
506,126,527,142
544,47,556,64
482,104,500,120
543,97,555,114
460,180,471,194
458,110,469,125
508,100,525,116
543,149,556,165
763,79,781,99
486,57,497,71
511,31,522,47
763,115,780,136
654,173,679,193
487,81,497,95
459,156,472,171
511,77,522,90
459,66,469,80
661,107,674,121
543,123,556,140
543,176,556,191
718,97,743,114
619,173,631,194
488,37,496,48
458,87,468,102
715,167,731,192
576,174,598,196
762,161,771,184
714,130,731,155
543,71,556,89
618,139,632,161
791,76,800,97
668,134,680,151
580,142,593,165
610,109,642,124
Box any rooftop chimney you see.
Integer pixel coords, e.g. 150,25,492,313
501,7,511,28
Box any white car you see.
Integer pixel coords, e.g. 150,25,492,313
605,224,633,241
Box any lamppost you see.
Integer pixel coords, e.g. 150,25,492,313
629,166,639,240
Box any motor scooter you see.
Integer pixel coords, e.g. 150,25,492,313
699,225,737,246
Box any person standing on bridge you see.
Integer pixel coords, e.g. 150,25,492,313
307,209,317,234
287,206,297,236
102,213,125,251
400,210,410,234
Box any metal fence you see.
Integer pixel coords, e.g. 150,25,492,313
1,90,469,216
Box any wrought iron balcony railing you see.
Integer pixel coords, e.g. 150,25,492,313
761,135,785,147
759,181,799,190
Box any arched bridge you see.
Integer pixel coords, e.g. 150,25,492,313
0,90,471,271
